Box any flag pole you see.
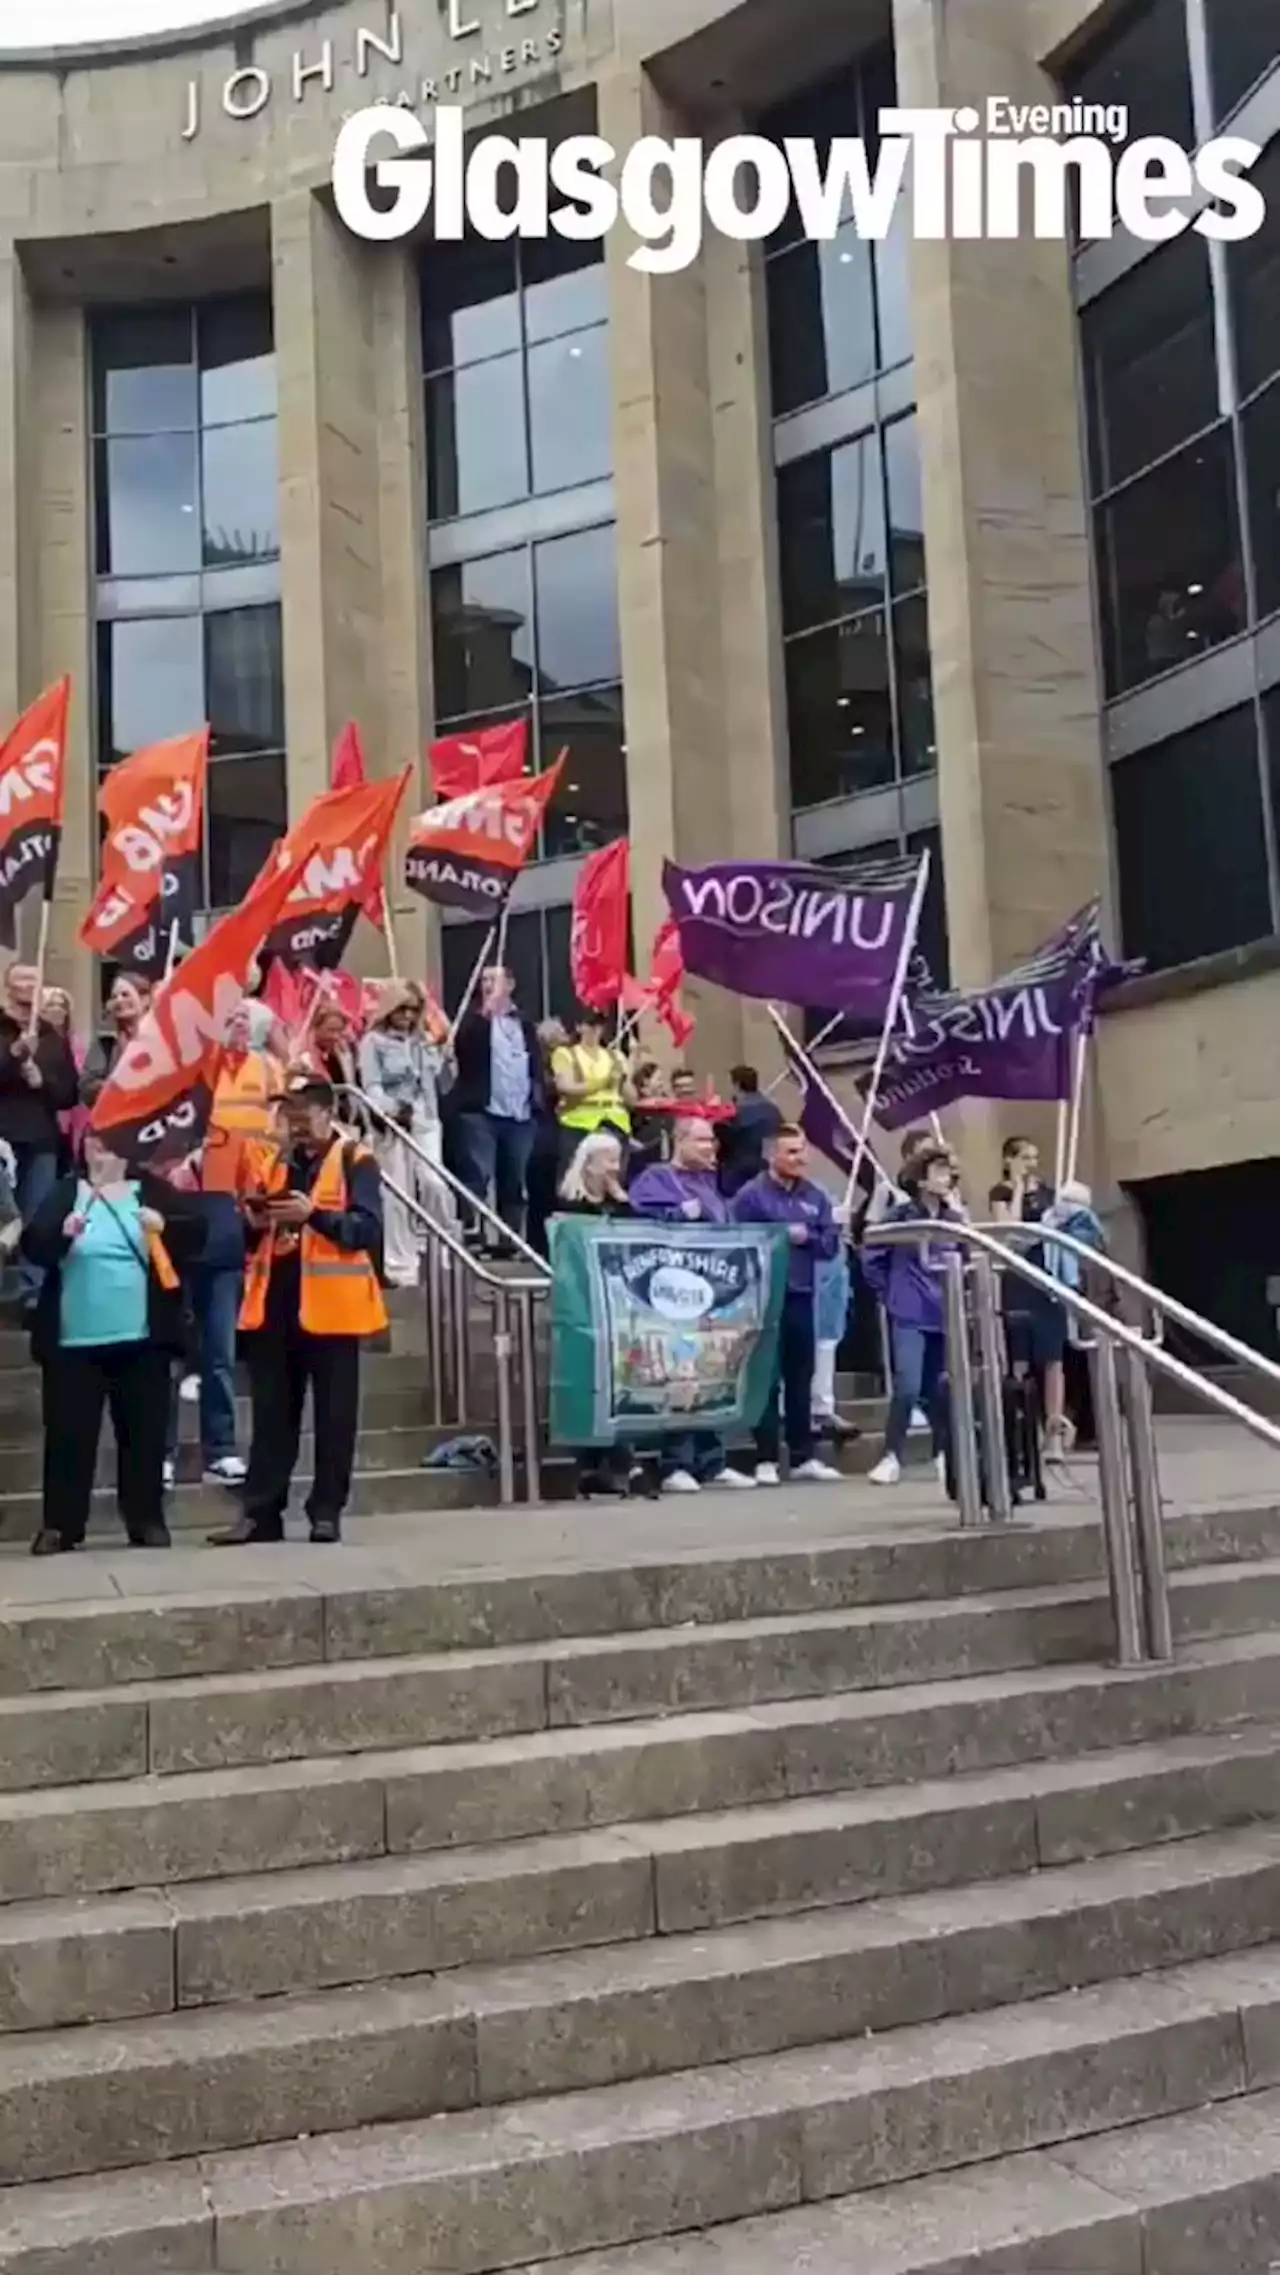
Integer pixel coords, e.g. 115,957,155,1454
844,848,931,1202
381,898,401,981
765,1006,842,1096
163,922,181,982
766,1002,899,1198
26,896,52,1041
446,921,497,1048
1064,1027,1089,1187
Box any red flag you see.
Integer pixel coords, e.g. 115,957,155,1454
648,917,684,1006
430,717,528,804
80,729,208,977
260,955,307,1040
329,722,387,928
570,838,629,1012
89,827,321,1165
0,678,70,947
619,973,648,1016
263,769,411,969
405,754,565,918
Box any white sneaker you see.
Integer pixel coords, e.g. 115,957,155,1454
793,1458,841,1483
179,1374,200,1405
661,1470,701,1496
162,1458,176,1489
908,1406,929,1434
868,1453,902,1485
755,1461,781,1487
205,1456,248,1487
935,1452,947,1483
708,1466,757,1490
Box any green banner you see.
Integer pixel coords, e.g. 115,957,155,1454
548,1216,790,1447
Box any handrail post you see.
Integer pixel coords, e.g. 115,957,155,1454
515,1289,542,1505
452,1265,472,1424
493,1291,516,1505
942,1251,983,1527
969,1251,1013,1522
1091,1336,1146,1667
1121,1344,1174,1663
426,1238,445,1429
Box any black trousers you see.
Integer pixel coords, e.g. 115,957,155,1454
755,1289,817,1467
42,1342,170,1547
242,1329,361,1539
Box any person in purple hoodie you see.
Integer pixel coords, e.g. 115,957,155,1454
628,1118,758,1495
730,1125,842,1486
861,1143,965,1485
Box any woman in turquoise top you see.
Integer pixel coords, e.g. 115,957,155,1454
22,1128,204,1557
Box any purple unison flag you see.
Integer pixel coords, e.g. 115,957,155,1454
872,970,1078,1130
663,852,924,1014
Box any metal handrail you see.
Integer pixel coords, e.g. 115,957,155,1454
339,1079,552,1282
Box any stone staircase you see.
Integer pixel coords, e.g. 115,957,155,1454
3,1500,1280,2268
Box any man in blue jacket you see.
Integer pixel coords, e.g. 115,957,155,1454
731,1125,842,1486
630,1116,758,1495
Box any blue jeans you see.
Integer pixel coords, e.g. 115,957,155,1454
663,1430,728,1482
167,1264,240,1464
884,1323,948,1462
12,1143,57,1307
454,1112,534,1238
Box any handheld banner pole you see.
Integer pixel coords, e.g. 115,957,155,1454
1064,1026,1090,1187
380,897,401,982
163,922,181,981
27,897,52,1040
446,921,498,1049
845,848,931,1203
1053,1097,1068,1191
765,1006,842,1096
765,1002,900,1200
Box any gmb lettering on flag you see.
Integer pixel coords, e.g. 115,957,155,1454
404,754,565,918
260,769,411,970
548,1217,789,1448
0,678,69,951
79,730,208,977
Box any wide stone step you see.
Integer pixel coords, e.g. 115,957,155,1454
4,1562,1280,1792
2,1723,1278,2030
1,1638,1279,1903
0,1946,1276,2270
537,2086,1280,2274
5,1501,1280,1698
2,1828,1280,2186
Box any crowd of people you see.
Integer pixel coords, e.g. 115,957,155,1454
0,952,1108,1550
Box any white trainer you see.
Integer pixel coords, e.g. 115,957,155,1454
661,1470,701,1495
908,1406,929,1433
179,1374,200,1404
754,1461,781,1487
205,1456,248,1487
162,1458,176,1490
792,1458,841,1483
709,1467,757,1490
935,1452,947,1483
868,1453,902,1485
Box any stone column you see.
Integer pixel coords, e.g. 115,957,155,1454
31,305,94,1006
599,69,788,1077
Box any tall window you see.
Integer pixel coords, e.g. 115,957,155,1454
91,296,284,913
420,183,624,1018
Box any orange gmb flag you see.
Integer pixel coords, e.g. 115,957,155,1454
79,729,208,978
261,768,411,970
404,753,565,919
0,677,69,948
329,720,387,928
430,717,528,804
90,826,322,1166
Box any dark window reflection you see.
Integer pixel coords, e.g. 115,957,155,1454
540,683,626,857
1113,704,1272,970
432,549,535,719
1205,0,1280,123
885,413,925,594
767,229,876,417
1229,138,1280,404
91,307,196,435
1082,233,1218,494
198,295,276,426
420,238,520,372
785,611,895,807
1242,378,1280,620
1062,0,1195,150
1095,426,1244,694
534,525,621,693
893,592,937,774
205,604,284,757
427,360,528,519
97,614,203,764
207,754,288,909
201,419,279,565
95,433,200,577
778,435,887,634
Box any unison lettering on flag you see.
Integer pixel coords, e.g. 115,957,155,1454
663,851,923,1014
404,755,565,917
79,730,208,976
0,679,69,950
262,770,410,969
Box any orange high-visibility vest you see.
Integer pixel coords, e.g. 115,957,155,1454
239,1135,386,1338
202,1052,284,1195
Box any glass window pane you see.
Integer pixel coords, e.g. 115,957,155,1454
432,549,534,719
777,435,886,635
1112,705,1272,971
426,359,529,521
1229,137,1280,403
205,603,284,757
892,592,937,776
534,526,621,692
95,433,200,577
884,413,925,595
1082,232,1218,494
207,755,288,910
785,610,896,807
442,918,492,1015
1094,426,1245,695
1243,376,1280,620
540,683,627,859
529,326,612,494
97,614,204,765
522,233,607,343
874,197,912,372
420,239,520,371
757,70,860,253
542,902,583,1027
198,294,276,426
1205,0,1280,123
91,307,196,435
201,419,279,566
1062,0,1195,149
766,227,876,418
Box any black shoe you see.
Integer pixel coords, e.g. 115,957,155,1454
127,1524,172,1550
207,1515,283,1547
30,1528,77,1558
308,1518,340,1544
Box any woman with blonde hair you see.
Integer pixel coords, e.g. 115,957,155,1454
357,979,453,1286
553,1129,647,1500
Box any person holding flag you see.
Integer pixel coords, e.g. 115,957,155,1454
549,1006,634,1171
731,1126,843,1487
0,963,78,1320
